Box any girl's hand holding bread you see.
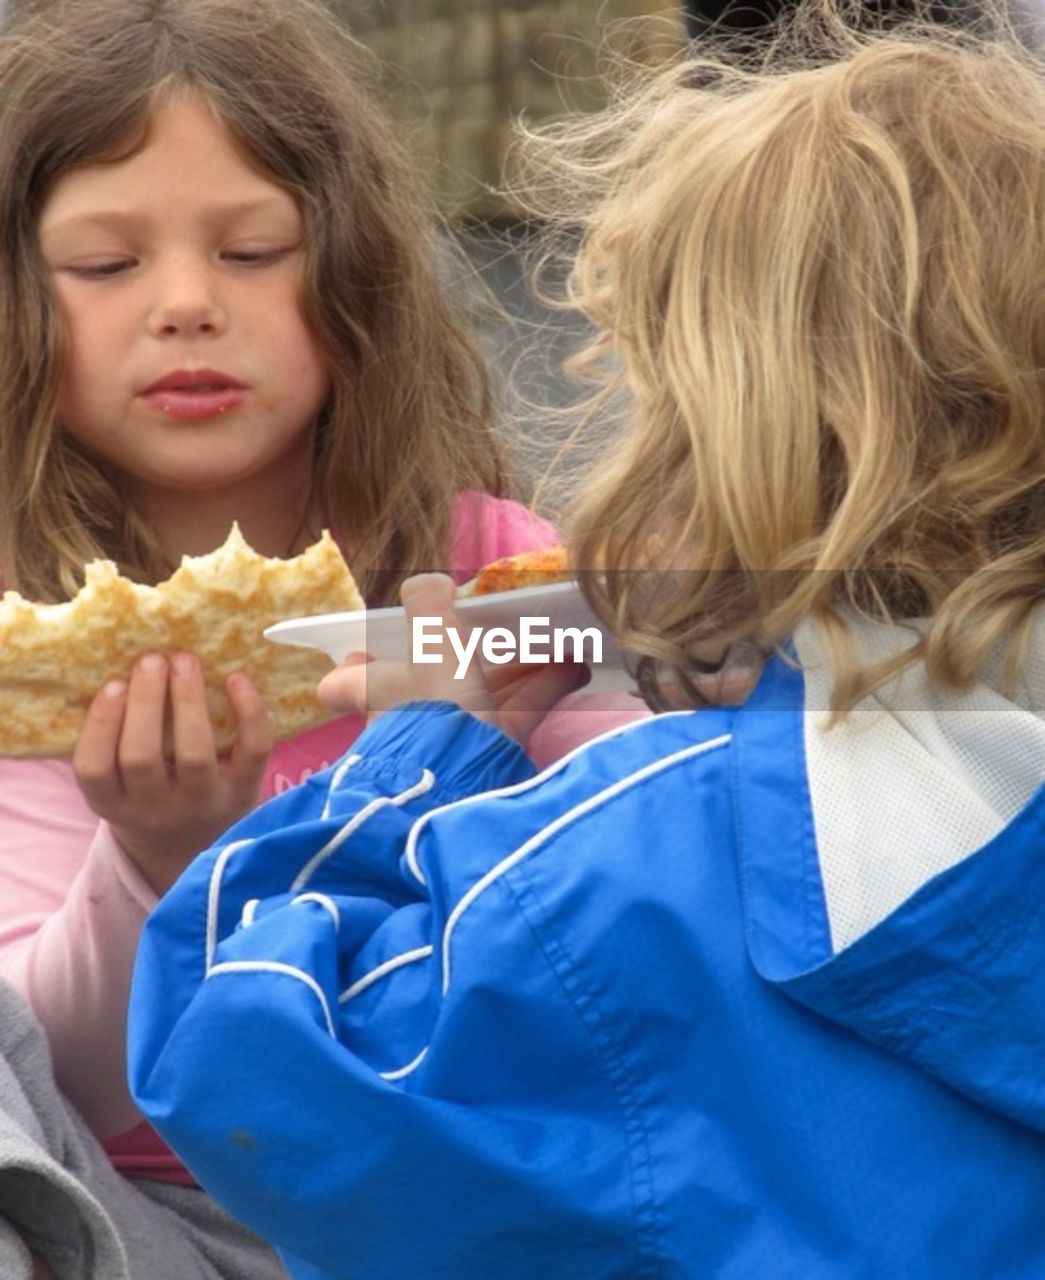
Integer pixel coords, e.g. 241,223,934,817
73,655,271,894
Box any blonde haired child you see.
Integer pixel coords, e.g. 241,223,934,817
0,0,560,1275
132,5,1042,1279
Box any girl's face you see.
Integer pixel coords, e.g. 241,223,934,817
38,94,330,502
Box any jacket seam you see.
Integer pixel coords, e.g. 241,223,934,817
500,845,670,1278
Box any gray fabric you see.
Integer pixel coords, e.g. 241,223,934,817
0,1216,36,1279
0,979,289,1280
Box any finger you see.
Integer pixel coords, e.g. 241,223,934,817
225,672,273,795
484,657,591,704
400,573,495,719
482,657,590,699
317,651,372,714
322,654,453,719
494,661,592,744
116,654,172,799
73,679,129,816
168,654,219,796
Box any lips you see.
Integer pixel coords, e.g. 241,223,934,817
140,368,248,422
142,368,246,394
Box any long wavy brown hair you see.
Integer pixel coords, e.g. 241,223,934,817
519,1,1043,716
0,0,507,603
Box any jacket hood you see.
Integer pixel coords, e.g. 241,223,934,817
732,610,1045,1130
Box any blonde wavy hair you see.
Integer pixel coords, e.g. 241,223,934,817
521,2,1043,715
0,0,506,603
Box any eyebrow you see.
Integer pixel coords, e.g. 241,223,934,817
40,197,299,238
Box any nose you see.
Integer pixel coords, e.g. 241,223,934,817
147,259,228,338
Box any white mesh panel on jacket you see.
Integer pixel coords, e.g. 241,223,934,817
795,613,1044,954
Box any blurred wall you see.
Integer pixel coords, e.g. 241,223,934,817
334,1,684,218
325,2,684,492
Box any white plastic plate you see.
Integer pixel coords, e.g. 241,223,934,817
264,579,633,692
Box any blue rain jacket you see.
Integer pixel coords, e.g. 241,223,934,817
129,641,1045,1280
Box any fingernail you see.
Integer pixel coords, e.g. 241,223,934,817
227,672,251,693
401,573,454,606
103,680,127,699
138,653,165,674
172,653,197,676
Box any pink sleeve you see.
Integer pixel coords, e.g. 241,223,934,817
0,759,157,1138
448,491,559,583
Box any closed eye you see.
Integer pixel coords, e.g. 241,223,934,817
222,248,294,266
66,259,136,279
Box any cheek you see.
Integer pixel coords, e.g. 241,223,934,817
271,278,328,380
53,296,99,384
54,342,86,422
55,333,100,418
53,320,117,444
280,322,331,403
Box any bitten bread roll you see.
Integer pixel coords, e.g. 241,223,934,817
0,525,364,758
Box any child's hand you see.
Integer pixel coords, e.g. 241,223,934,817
317,573,588,742
73,654,272,895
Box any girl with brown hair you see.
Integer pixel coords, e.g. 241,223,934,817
0,0,558,1275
